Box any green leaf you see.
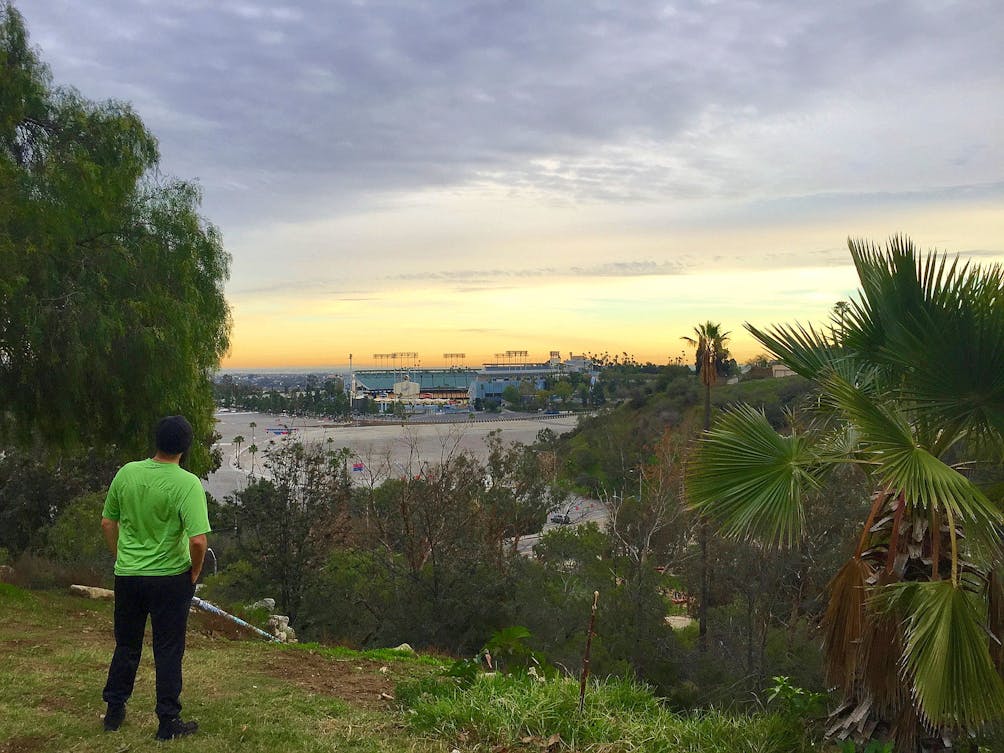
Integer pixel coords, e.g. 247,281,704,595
745,320,845,382
844,237,1004,449
688,405,824,547
876,580,1004,729
825,375,1003,540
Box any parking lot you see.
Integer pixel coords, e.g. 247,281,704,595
204,410,578,501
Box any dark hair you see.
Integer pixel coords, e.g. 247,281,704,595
155,415,194,455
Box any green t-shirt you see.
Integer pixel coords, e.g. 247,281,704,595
102,459,212,576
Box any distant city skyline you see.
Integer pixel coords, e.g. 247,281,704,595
17,1,1004,367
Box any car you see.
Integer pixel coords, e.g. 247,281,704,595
550,513,571,525
544,408,560,415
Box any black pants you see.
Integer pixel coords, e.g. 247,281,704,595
102,570,195,720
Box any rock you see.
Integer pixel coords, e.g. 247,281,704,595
665,615,695,630
69,584,114,600
251,598,276,611
266,614,297,644
267,614,289,631
391,643,415,654
0,565,14,584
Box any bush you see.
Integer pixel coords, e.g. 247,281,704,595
46,492,113,576
10,551,105,590
200,559,268,609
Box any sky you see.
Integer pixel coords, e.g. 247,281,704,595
16,0,1004,368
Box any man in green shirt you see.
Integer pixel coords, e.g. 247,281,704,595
100,415,211,740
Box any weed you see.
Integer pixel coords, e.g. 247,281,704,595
767,675,827,719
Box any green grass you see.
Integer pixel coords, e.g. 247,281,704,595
0,585,449,753
0,584,824,752
290,642,448,667
397,673,817,753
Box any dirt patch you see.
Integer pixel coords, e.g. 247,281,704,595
260,649,429,710
0,736,49,753
190,609,270,642
36,695,74,713
0,638,57,658
0,638,27,655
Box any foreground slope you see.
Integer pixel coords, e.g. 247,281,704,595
0,584,818,753
0,585,448,753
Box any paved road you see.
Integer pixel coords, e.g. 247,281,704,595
515,496,608,556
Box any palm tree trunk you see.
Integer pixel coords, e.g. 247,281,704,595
699,381,711,653
699,521,709,652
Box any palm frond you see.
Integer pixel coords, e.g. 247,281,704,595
875,580,1004,729
989,568,1004,673
687,404,825,547
844,236,1004,448
745,320,848,382
822,557,872,693
825,375,1004,543
862,572,906,716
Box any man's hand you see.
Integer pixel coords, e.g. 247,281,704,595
101,518,119,556
189,534,208,584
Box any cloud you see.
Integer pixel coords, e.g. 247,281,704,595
389,259,687,283
231,278,374,298
18,0,1004,228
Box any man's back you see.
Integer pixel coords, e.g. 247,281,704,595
103,459,209,576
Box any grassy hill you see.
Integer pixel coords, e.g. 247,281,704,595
0,584,818,753
0,584,449,753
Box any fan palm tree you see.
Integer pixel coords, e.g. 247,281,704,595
682,321,730,651
682,321,731,431
248,443,259,477
232,434,244,467
688,237,1004,750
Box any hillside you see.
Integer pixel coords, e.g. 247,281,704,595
0,584,449,753
1,585,818,753
557,372,816,491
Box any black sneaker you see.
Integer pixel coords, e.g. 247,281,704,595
155,717,198,741
103,704,126,732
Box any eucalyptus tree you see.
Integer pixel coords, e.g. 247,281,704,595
0,7,230,474
688,237,1004,750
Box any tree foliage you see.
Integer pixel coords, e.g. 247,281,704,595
0,6,230,473
0,443,121,555
233,440,352,622
689,236,1004,750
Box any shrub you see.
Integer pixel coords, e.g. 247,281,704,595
11,551,105,589
200,559,268,608
46,492,113,577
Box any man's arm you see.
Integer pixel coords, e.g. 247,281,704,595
101,518,119,555
189,534,208,584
